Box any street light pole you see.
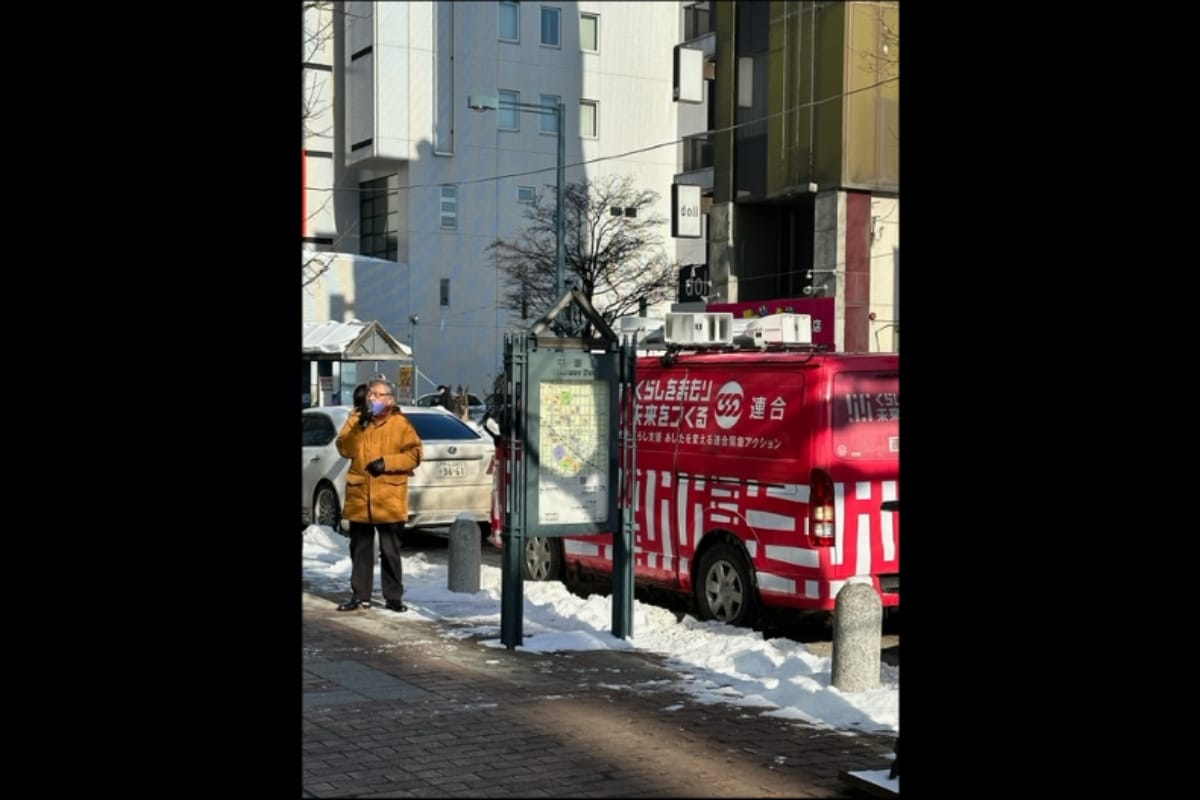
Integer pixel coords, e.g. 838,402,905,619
468,94,566,306
408,314,419,403
554,100,565,301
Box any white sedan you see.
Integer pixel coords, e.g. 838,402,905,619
302,404,496,534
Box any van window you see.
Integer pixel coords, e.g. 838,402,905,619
833,372,899,459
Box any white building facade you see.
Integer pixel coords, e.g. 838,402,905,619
302,1,694,398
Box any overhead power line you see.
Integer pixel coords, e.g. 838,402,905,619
302,76,899,195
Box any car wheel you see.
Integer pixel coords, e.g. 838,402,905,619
313,483,341,531
522,536,561,581
694,542,757,627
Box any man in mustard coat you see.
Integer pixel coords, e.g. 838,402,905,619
335,375,423,612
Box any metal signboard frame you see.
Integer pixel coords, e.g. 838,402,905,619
499,290,637,648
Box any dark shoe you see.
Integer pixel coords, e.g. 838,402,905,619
336,598,371,612
385,601,407,612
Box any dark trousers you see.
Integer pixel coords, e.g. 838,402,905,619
347,521,406,604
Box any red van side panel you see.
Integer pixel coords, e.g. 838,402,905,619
498,351,900,612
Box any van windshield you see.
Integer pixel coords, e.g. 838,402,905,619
832,371,899,460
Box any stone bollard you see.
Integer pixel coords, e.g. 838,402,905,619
447,513,481,593
831,581,882,692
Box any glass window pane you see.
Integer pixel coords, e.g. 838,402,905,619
580,101,596,137
499,2,519,40
359,176,399,260
580,14,597,51
440,186,457,230
498,90,519,130
540,6,559,46
539,94,559,134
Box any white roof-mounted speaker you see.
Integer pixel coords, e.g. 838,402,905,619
664,312,733,345
752,313,813,347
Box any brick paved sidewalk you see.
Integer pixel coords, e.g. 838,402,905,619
302,591,896,798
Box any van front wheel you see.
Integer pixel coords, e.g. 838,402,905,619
522,536,561,581
695,543,757,627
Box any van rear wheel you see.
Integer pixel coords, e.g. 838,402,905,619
695,543,757,627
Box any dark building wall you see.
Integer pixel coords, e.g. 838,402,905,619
709,1,897,348
712,1,736,205
844,2,899,190
733,200,815,301
843,191,871,352
719,1,898,197
766,1,846,195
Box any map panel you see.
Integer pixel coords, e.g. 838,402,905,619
537,380,609,524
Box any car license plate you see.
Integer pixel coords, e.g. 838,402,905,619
438,463,466,478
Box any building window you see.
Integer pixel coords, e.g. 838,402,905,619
440,278,450,307
498,89,519,131
539,94,560,134
684,2,712,41
360,176,398,260
440,185,458,230
580,100,597,138
540,6,560,47
738,56,755,109
518,186,536,204
580,13,598,52
499,1,519,42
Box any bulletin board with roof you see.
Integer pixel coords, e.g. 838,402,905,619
302,319,415,407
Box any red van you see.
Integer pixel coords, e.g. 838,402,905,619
490,314,899,627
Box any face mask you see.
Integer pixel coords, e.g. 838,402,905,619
370,400,387,415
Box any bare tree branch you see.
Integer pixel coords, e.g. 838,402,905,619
302,2,371,285
486,175,680,329
855,1,899,80
302,217,360,288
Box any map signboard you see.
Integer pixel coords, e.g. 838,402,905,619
537,380,610,524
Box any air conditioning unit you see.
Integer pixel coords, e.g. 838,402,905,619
664,312,733,345
753,313,813,347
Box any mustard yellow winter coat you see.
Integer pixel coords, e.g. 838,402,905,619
336,406,424,524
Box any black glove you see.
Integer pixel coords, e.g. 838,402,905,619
366,458,386,476
358,406,371,429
